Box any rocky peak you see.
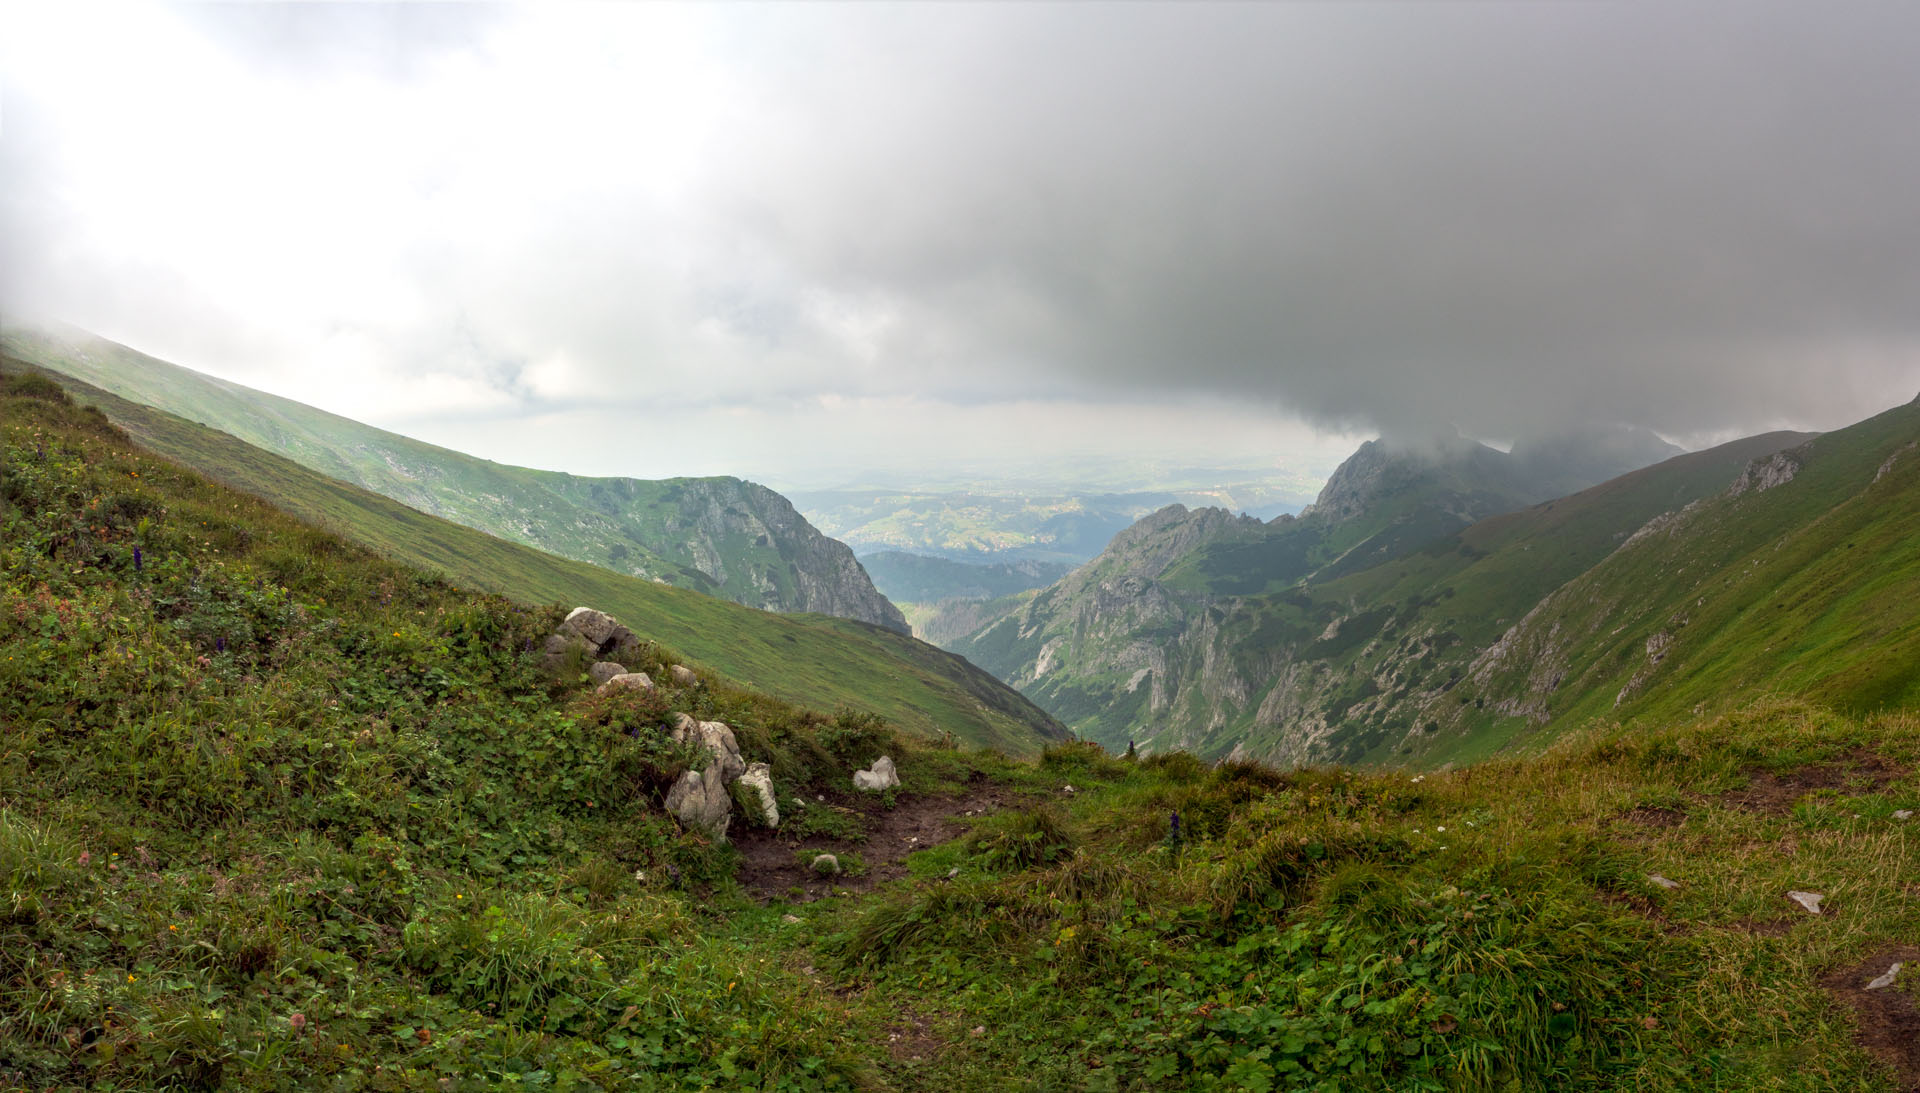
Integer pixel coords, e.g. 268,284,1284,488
1095,504,1263,580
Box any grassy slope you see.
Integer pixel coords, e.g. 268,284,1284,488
4,361,1065,757
1450,396,1920,755
12,373,1920,1090
0,326,889,621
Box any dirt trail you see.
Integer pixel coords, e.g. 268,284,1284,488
732,776,1032,903
1824,946,1920,1093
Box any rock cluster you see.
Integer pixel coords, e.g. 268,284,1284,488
541,607,642,673
541,607,776,843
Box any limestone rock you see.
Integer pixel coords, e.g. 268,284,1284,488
665,766,732,841
853,755,899,792
1787,890,1825,914
1867,963,1903,990
670,664,699,688
810,853,840,876
737,762,779,828
1894,810,1914,821
539,633,588,674
587,661,627,686
674,713,746,782
559,606,641,658
597,672,655,694
1648,874,1680,890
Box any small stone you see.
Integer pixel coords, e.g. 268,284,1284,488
945,867,960,879
1062,784,1076,795
587,661,626,686
1648,874,1680,889
598,671,654,694
811,853,840,876
1866,962,1903,990
1894,810,1914,821
970,1026,986,1037
1787,890,1825,914
669,664,699,688
781,914,802,925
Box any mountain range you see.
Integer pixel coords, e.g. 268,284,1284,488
949,406,1919,766
1,325,908,634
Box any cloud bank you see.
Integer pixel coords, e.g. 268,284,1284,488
3,2,1916,481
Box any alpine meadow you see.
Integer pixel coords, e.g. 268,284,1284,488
7,4,1920,1092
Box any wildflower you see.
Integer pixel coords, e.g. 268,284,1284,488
133,546,142,572
290,1012,308,1035
168,924,177,931
78,851,91,866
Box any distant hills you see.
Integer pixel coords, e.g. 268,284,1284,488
1,325,908,634
790,481,1313,566
1,351,1068,755
944,405,1920,766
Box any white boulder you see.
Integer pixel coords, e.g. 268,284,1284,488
853,755,899,793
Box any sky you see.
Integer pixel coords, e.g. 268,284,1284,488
4,2,1918,490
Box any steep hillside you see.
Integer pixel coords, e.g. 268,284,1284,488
956,428,1816,762
13,371,1920,1090
1446,395,1920,758
1,359,1065,756
2,325,907,633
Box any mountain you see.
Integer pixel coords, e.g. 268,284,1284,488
11,367,1920,1091
789,481,1313,565
2,355,1066,755
1,325,908,633
953,422,1826,761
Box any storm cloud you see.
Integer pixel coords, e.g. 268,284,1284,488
3,2,1917,480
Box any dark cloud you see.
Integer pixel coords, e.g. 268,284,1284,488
706,3,1920,437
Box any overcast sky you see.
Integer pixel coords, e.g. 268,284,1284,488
4,2,1917,488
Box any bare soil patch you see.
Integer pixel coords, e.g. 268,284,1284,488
1823,946,1920,1092
732,776,1029,903
1718,750,1901,815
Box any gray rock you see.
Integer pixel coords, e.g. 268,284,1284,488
781,913,801,924
853,755,899,792
1894,810,1914,821
670,664,700,688
587,661,627,685
738,762,780,828
811,853,840,876
539,632,588,674
1787,890,1825,914
674,713,746,782
1867,962,1903,991
597,672,655,694
666,766,733,841
559,606,641,658
1648,874,1680,890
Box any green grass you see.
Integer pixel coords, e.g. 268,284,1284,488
10,373,1920,1089
1,358,1065,757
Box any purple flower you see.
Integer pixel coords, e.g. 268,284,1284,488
216,636,226,654
133,546,143,572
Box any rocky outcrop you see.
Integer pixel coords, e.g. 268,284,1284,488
664,712,748,841
598,477,909,633
1729,450,1802,496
